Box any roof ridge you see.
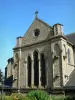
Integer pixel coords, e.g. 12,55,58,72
24,17,52,37
23,18,36,37
65,32,75,36
36,17,53,28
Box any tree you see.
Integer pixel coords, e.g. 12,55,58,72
0,69,3,83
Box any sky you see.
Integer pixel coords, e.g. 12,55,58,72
0,0,75,72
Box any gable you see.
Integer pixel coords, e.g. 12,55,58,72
22,18,53,46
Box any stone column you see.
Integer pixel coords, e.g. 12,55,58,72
31,54,34,88
18,60,20,93
31,60,34,88
45,57,48,88
38,54,41,88
18,48,21,93
25,60,28,88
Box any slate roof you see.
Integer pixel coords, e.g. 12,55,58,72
65,33,75,45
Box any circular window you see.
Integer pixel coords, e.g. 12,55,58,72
34,29,40,36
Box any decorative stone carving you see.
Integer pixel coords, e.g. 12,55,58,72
15,53,19,63
63,44,67,60
53,75,60,82
53,43,61,87
54,55,59,59
63,55,67,59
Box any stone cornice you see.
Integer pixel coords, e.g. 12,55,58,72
13,39,50,50
13,35,74,50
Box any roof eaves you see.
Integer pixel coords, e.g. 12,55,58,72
24,18,36,37
36,17,53,28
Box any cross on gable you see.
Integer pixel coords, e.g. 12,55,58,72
35,11,39,18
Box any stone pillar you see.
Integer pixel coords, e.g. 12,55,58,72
31,54,34,88
25,60,28,88
31,60,34,88
18,61,20,93
18,48,21,93
45,57,48,88
38,54,41,88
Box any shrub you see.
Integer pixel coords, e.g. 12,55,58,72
4,96,14,100
11,93,26,100
64,96,75,100
24,96,32,100
27,90,50,100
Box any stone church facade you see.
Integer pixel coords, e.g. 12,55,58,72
5,14,75,91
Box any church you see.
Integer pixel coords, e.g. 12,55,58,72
5,12,75,92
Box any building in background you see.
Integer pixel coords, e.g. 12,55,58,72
5,58,13,87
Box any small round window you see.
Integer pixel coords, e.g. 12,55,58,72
34,29,40,36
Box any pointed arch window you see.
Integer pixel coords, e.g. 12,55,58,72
54,44,60,56
33,50,39,86
68,49,71,64
40,53,46,87
63,44,66,56
27,56,31,87
15,53,19,63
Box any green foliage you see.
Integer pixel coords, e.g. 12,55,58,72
4,96,14,100
11,93,26,100
1,92,75,100
50,95,65,100
24,96,32,100
64,96,75,100
27,90,50,100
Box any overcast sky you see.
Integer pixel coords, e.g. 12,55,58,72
0,0,75,72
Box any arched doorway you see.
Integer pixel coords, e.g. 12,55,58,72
27,56,31,87
40,53,46,87
34,50,39,87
